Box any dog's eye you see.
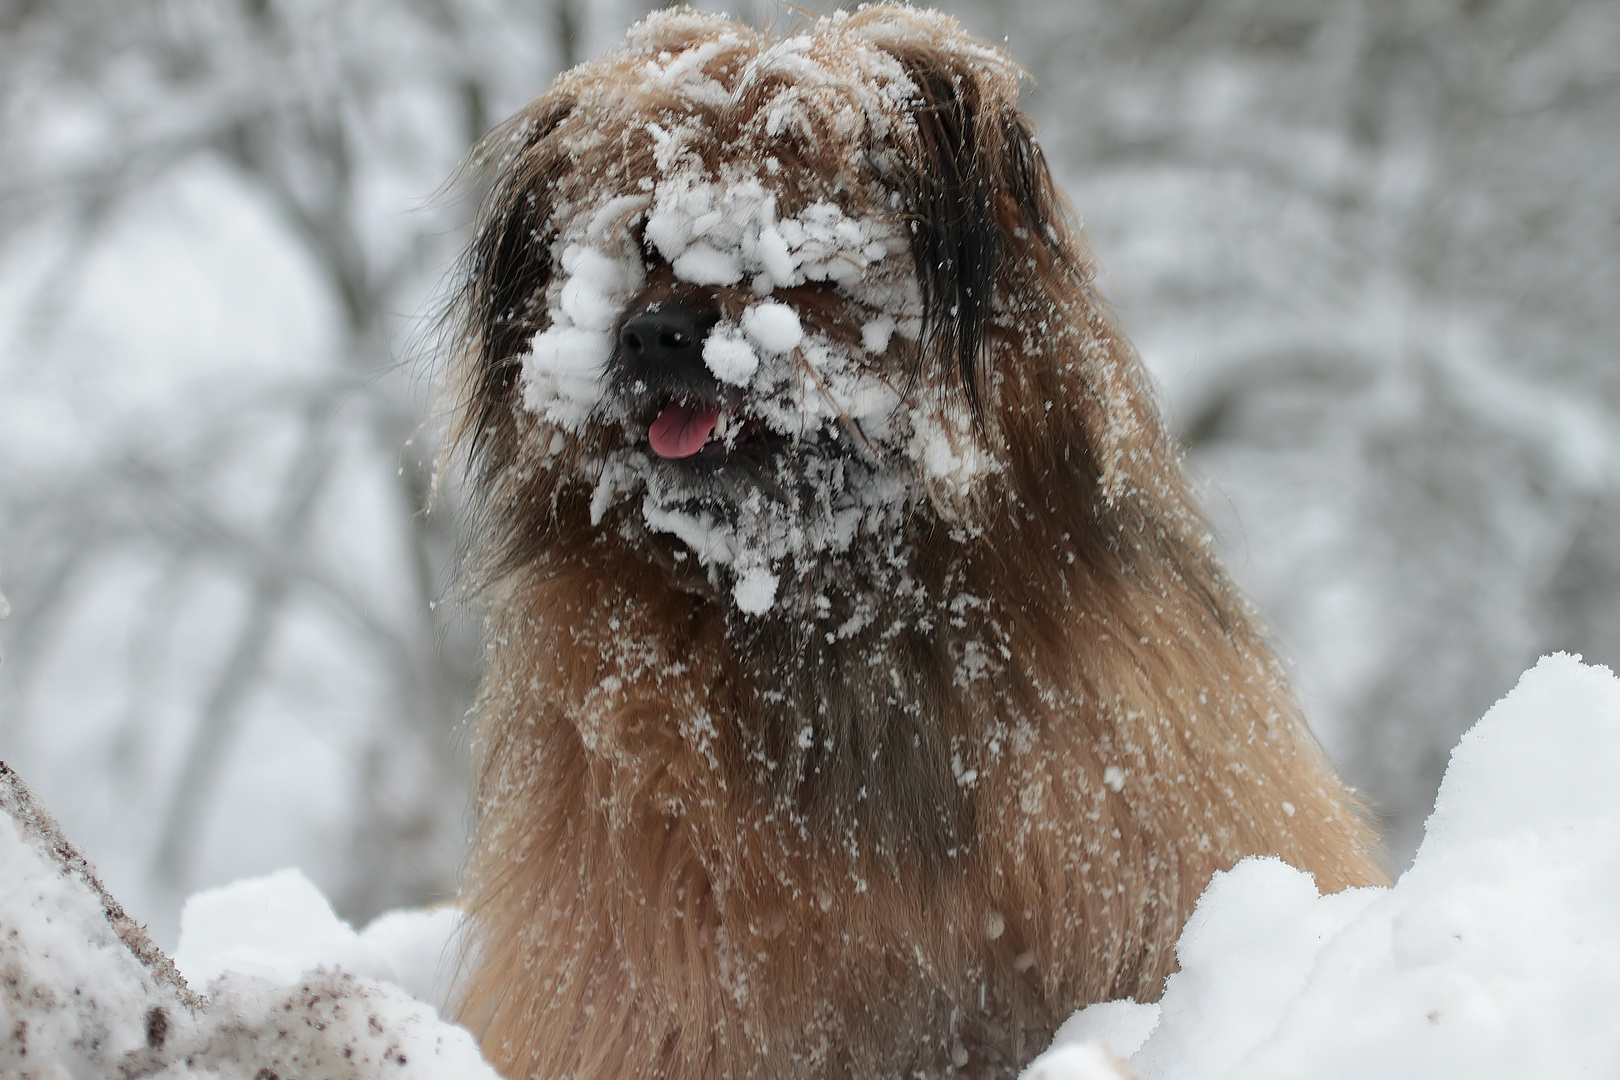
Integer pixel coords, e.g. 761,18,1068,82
629,219,662,268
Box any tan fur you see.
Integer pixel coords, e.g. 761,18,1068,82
445,8,1385,1080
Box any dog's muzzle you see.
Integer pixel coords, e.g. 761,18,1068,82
619,301,762,462
619,303,717,459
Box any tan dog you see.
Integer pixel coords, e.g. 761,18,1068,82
445,7,1384,1079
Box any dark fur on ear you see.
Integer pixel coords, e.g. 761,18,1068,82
457,97,576,472
896,58,1061,423
449,97,578,581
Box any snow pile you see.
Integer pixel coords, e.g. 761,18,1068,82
175,867,466,1011
1027,652,1620,1080
0,764,490,1080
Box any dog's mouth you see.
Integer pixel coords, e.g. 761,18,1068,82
645,398,783,462
648,400,718,459
593,299,918,615
616,299,793,466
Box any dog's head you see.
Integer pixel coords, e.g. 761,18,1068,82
452,7,1146,625
446,8,1369,942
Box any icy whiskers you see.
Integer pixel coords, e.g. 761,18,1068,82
443,7,1385,1080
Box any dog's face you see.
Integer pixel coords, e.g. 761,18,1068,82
456,8,1077,624
535,158,930,618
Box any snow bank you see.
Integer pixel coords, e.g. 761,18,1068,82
0,763,492,1080
175,867,465,1010
1027,652,1620,1080
6,653,1619,1078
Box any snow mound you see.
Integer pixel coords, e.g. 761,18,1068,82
175,867,465,1009
1026,652,1620,1080
0,765,490,1080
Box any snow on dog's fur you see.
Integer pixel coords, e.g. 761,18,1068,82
444,7,1384,1079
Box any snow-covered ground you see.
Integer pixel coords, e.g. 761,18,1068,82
1036,652,1620,1079
5,652,1620,1078
0,763,490,1079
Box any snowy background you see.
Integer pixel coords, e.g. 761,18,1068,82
1,0,1618,952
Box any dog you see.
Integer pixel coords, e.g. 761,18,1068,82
444,7,1385,1079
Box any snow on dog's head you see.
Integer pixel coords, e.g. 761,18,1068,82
448,7,1091,617
447,4,1174,629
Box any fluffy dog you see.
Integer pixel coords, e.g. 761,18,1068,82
446,7,1384,1079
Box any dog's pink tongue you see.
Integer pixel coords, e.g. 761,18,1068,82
649,402,719,459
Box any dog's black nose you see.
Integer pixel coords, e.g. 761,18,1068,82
621,306,709,367
619,303,721,398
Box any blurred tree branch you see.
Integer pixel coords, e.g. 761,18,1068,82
0,0,610,921
1001,0,1620,864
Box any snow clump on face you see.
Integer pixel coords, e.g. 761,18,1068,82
701,325,758,386
731,563,780,615
740,301,802,355
522,200,649,431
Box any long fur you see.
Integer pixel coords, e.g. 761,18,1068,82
445,8,1385,1080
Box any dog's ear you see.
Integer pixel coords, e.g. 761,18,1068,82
459,96,576,467
894,59,1060,423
